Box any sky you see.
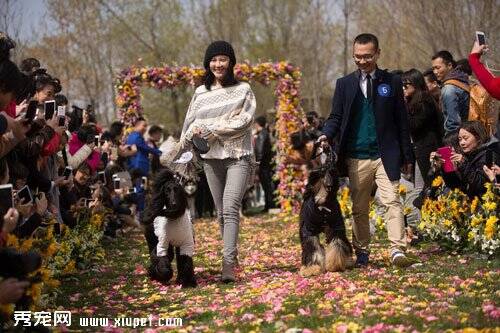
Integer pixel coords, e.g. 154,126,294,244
12,0,49,42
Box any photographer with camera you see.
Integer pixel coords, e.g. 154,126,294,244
429,121,499,199
101,121,137,169
67,124,102,173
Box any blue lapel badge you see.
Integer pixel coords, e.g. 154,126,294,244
377,83,391,97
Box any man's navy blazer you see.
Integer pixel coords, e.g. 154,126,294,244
322,68,414,181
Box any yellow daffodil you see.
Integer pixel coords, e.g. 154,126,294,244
432,176,444,187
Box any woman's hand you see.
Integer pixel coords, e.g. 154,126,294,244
483,163,500,182
54,176,71,188
451,151,464,166
100,140,111,153
470,41,488,56
192,126,202,136
16,99,28,116
91,185,102,200
46,113,59,130
35,192,48,215
429,151,443,168
16,198,33,218
0,278,29,304
2,208,19,233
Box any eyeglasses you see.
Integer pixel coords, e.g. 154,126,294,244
353,54,376,61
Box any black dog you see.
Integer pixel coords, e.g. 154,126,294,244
142,168,197,288
296,141,353,276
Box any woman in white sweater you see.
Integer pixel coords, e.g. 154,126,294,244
181,41,256,282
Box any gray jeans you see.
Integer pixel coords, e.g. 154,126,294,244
203,156,253,264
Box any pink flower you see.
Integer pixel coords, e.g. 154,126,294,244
298,307,311,316
241,313,255,321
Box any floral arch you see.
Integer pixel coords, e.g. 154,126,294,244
115,62,306,214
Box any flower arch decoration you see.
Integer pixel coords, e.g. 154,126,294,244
115,62,306,214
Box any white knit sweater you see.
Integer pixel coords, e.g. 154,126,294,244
181,82,256,160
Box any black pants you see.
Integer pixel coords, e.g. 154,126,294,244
259,167,275,210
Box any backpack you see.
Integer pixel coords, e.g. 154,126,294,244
445,79,497,135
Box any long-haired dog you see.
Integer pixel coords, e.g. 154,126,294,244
291,132,353,276
142,168,197,288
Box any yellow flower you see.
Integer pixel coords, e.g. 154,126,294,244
484,216,498,239
45,278,61,288
30,282,42,297
90,214,104,228
483,201,497,211
376,216,384,229
470,197,479,213
0,303,15,316
45,242,59,257
63,260,76,274
432,176,444,187
443,219,453,228
470,216,482,227
5,233,19,248
39,268,51,282
398,184,407,195
20,238,33,252
467,231,475,241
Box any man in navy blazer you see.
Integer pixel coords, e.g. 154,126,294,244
319,33,414,268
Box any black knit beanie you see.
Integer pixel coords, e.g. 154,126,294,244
203,41,236,69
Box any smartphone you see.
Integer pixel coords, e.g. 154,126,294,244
84,198,93,207
98,171,106,184
485,150,493,168
0,184,14,217
57,105,66,126
476,31,486,46
17,185,34,204
128,188,136,194
141,176,147,188
44,100,56,120
113,178,121,190
437,146,455,173
62,166,72,180
25,100,38,121
94,135,100,147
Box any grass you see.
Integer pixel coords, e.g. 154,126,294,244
49,214,500,332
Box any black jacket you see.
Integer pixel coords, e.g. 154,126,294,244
255,128,273,167
407,95,443,183
322,69,413,180
444,144,500,198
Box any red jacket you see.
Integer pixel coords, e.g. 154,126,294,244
469,53,500,100
43,132,61,156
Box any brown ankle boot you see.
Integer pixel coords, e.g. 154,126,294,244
221,260,235,283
